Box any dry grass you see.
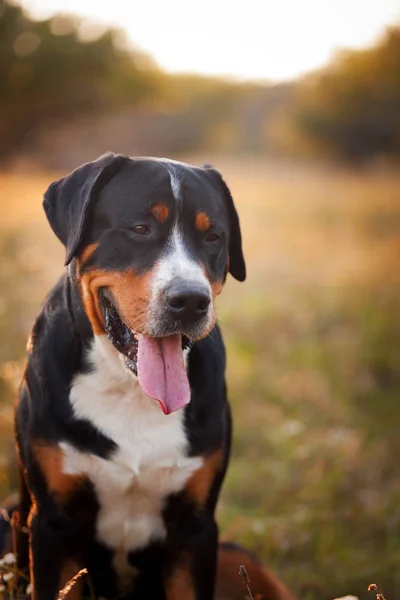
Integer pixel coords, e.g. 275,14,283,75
1,157,400,600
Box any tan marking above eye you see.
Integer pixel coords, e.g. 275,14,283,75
79,243,98,266
151,203,169,223
195,212,211,232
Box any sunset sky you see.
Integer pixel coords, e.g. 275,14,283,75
20,0,400,81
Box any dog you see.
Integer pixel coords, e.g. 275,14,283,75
14,153,247,600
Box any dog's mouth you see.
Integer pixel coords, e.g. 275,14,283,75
99,289,192,414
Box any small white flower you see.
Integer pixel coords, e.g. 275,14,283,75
0,583,6,593
2,572,14,582
0,560,4,568
2,553,16,566
251,519,266,535
26,583,33,596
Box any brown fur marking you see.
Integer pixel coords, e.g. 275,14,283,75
165,557,195,600
151,203,169,223
78,268,153,336
79,243,98,266
195,212,211,232
200,263,224,300
211,281,223,298
186,450,222,508
32,442,84,501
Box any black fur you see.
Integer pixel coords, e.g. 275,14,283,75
43,153,129,265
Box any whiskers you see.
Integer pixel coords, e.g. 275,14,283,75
119,311,147,334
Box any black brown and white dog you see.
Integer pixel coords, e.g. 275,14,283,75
14,153,247,600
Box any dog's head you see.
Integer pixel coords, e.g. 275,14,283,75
44,153,245,413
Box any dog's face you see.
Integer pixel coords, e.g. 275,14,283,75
44,153,245,413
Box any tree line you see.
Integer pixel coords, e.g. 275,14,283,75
1,0,400,164
295,26,400,162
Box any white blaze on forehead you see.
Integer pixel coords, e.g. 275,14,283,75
159,159,183,203
169,168,182,202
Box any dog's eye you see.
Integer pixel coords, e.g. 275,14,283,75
132,225,150,235
206,232,221,243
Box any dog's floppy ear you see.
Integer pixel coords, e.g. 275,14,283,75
204,166,246,282
43,152,128,265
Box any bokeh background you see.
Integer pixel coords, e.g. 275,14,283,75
1,1,400,598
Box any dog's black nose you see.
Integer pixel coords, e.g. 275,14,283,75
165,281,210,323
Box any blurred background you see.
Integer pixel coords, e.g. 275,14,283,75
1,0,400,598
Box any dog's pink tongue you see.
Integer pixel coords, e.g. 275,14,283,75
137,334,191,414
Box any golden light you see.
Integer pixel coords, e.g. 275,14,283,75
18,0,400,80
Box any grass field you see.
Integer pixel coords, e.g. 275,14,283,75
1,158,400,600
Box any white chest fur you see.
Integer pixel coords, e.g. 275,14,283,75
62,335,202,580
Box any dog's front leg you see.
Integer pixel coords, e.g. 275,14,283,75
164,513,218,600
28,504,85,600
20,439,95,600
